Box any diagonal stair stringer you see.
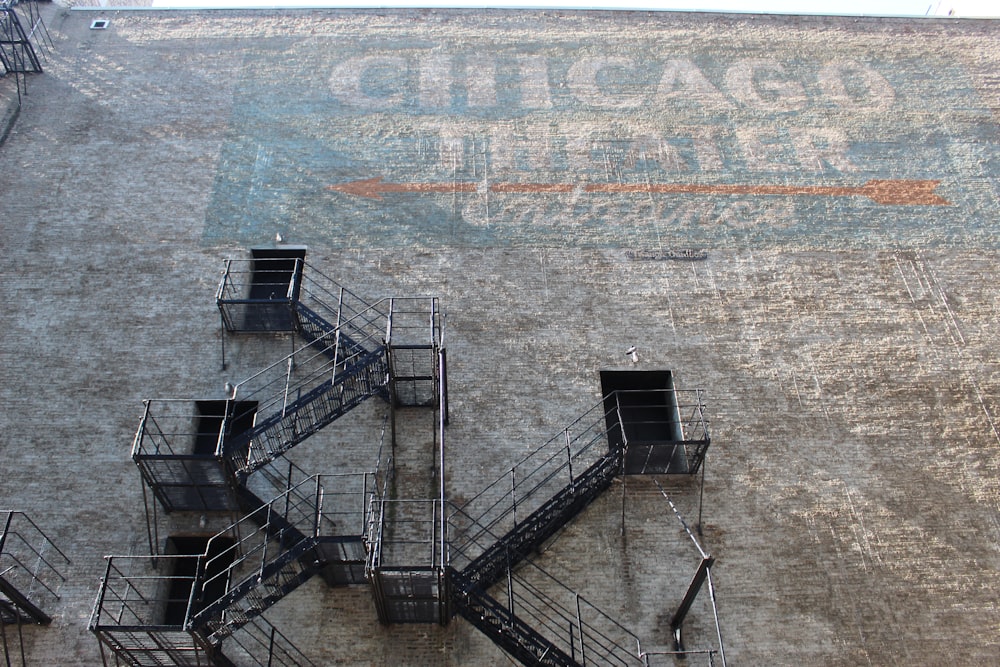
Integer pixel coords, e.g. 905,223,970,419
227,346,389,478
449,567,579,667
457,448,622,592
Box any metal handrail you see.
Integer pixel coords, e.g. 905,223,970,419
447,399,619,562
196,472,372,614
0,511,71,609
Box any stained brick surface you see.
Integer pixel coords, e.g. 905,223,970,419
1,5,1000,666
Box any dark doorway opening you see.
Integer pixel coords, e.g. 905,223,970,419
192,400,258,456
249,247,306,301
600,370,688,474
238,247,307,331
163,535,235,626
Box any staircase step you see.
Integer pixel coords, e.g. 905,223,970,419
449,569,579,667
188,537,329,641
228,349,389,476
460,450,621,590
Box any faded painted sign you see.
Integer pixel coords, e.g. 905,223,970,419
204,16,999,249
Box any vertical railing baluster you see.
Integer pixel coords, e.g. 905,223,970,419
314,477,323,538
510,468,517,526
565,428,574,483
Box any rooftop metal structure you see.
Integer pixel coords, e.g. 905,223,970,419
0,0,50,107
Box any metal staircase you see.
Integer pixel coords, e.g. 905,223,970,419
224,339,389,478
446,388,711,666
97,426,393,667
215,252,443,477
131,322,389,511
187,471,373,643
90,468,377,665
443,398,627,666
105,251,445,665
109,248,725,666
1,511,70,646
1,0,52,108
133,260,431,511
449,567,578,667
447,395,628,590
449,558,650,667
455,449,621,592
91,553,318,667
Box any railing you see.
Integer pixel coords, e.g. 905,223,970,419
225,321,376,422
611,388,709,445
639,650,719,666
450,511,724,667
385,296,443,349
135,306,392,485
0,511,70,624
90,554,212,665
290,291,442,373
216,256,423,349
296,262,388,344
500,559,644,667
609,388,710,475
385,296,444,407
131,398,211,459
218,614,319,667
198,472,372,596
0,0,47,102
443,388,717,665
448,555,645,667
368,499,444,571
189,472,373,637
217,257,302,305
216,257,304,333
130,398,242,513
450,567,578,667
90,555,317,666
365,416,394,577
244,458,320,514
228,345,389,475
447,397,619,572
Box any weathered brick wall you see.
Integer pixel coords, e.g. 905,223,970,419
1,6,999,665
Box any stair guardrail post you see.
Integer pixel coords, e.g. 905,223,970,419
565,429,574,483
217,259,232,370
281,356,294,418
510,468,517,526
336,286,344,330
707,567,727,667
314,477,323,539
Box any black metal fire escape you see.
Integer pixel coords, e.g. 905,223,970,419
97,248,444,666
1,511,70,667
446,384,712,667
185,470,378,643
98,247,722,667
0,0,51,109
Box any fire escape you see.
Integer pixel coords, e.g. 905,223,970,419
446,376,722,666
1,511,71,667
92,247,445,666
91,248,724,667
0,0,51,108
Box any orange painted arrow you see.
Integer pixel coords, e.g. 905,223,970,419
327,177,949,206
584,179,949,205
326,176,477,200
